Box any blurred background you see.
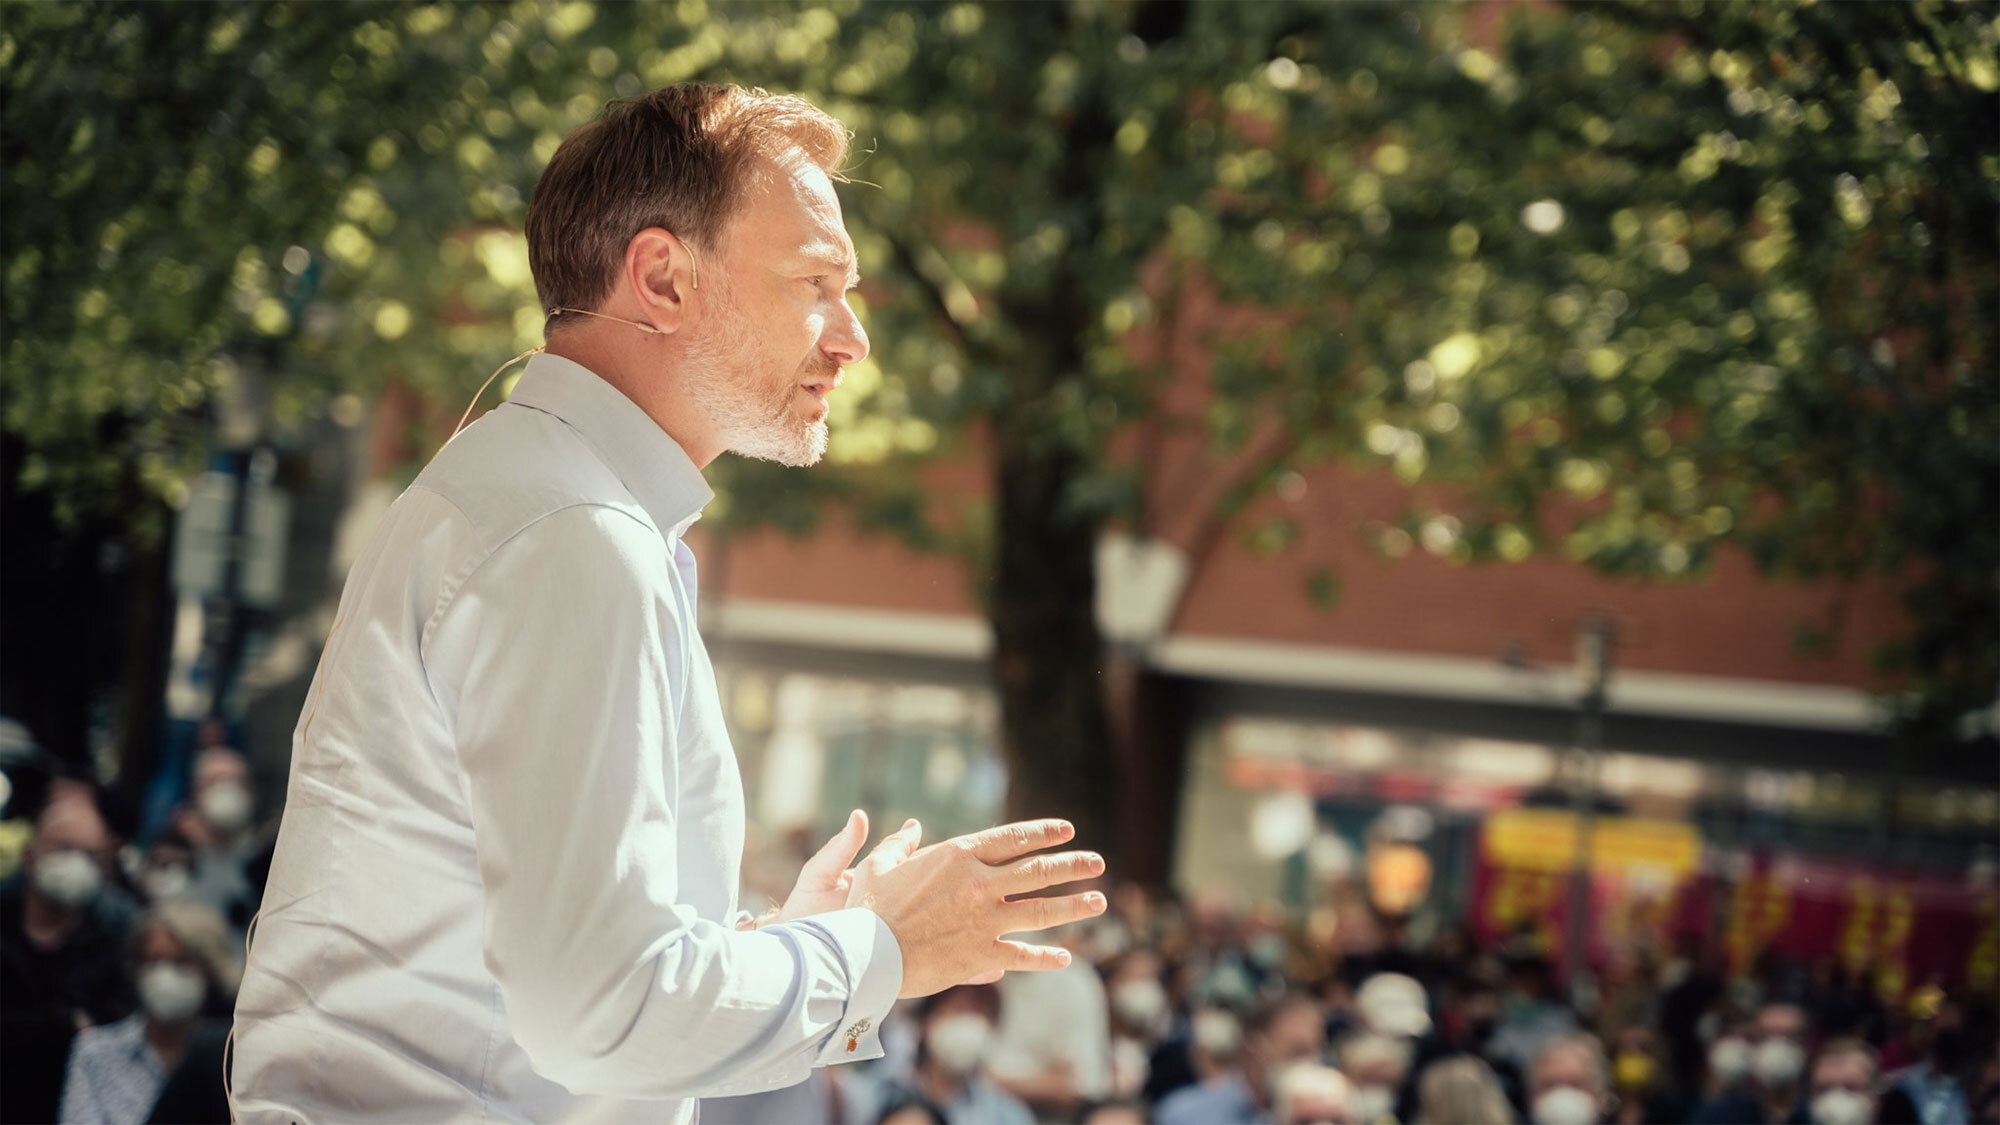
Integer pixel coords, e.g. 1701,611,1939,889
2,1,1996,1123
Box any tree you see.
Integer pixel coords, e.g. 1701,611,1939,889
5,1,1994,865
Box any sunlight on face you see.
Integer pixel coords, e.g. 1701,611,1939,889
683,149,868,467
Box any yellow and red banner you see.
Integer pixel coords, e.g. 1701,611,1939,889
1469,809,1996,999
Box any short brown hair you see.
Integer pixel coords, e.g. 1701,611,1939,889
525,83,850,315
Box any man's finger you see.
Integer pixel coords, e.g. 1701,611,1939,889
958,819,1075,864
993,940,1074,973
994,850,1104,895
864,818,922,868
959,967,1006,986
799,809,868,884
1001,889,1107,932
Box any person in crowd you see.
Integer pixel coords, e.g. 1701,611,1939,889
1078,1099,1150,1125
135,831,195,905
1693,1000,1812,1124
1415,1055,1516,1125
1351,971,1434,1121
987,928,1112,1120
1156,992,1325,1125
1804,1038,1881,1125
0,791,136,1124
58,899,239,1124
1657,937,1727,1101
1104,947,1173,1100
873,984,1034,1125
1431,975,1531,1117
1356,972,1434,1042
1607,1025,1670,1125
875,1098,949,1125
1274,1063,1354,1125
1142,1001,1242,1106
1705,1026,1756,1103
1886,989,1972,1125
1494,957,1582,1079
169,743,260,933
1339,1032,1413,1125
1528,1032,1613,1125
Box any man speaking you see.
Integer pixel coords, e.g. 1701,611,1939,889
230,83,1106,1123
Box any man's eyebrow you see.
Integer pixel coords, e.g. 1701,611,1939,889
798,244,861,286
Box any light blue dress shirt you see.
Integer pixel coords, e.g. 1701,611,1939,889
231,353,902,1124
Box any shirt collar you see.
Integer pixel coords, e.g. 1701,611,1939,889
505,352,714,539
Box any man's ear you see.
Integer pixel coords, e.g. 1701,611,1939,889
625,227,700,333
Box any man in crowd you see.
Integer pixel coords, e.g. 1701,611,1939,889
1274,1063,1354,1125
988,927,1113,1119
1887,990,1972,1125
171,742,260,933
0,789,135,1123
231,82,1106,1123
1806,1039,1880,1125
863,983,1035,1125
1528,1032,1614,1125
1693,1000,1812,1124
1156,993,1326,1125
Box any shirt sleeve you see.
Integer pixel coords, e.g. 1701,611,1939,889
424,503,902,1099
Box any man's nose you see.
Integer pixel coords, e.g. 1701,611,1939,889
821,299,870,367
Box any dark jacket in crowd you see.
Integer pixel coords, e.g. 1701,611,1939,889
0,874,137,1124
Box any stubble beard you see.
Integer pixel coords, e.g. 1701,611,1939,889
682,284,831,468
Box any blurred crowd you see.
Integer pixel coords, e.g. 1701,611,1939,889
713,875,1998,1125
0,731,264,1125
3,755,1993,1125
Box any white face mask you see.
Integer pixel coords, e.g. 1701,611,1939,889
144,865,191,902
198,782,253,834
1113,979,1168,1031
1710,1038,1753,1086
1350,1083,1396,1124
32,849,103,907
1532,1086,1600,1125
1192,1008,1243,1058
1753,1038,1806,1087
925,1014,993,1076
137,962,206,1023
1810,1090,1873,1125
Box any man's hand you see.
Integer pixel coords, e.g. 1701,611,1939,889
770,810,920,925
846,818,1107,999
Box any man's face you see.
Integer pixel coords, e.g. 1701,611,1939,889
35,797,109,865
1252,1004,1328,1089
1533,1044,1606,1109
686,151,869,467
1810,1051,1872,1099
1755,1003,1806,1044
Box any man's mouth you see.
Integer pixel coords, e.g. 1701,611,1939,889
800,371,841,401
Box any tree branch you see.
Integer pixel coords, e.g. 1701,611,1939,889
878,227,999,366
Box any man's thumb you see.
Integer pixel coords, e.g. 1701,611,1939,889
805,809,868,880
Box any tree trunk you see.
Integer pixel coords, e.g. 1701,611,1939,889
988,399,1120,864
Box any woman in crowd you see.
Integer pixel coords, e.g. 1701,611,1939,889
1416,1055,1517,1124
58,900,238,1125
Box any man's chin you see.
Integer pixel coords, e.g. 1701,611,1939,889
731,421,828,468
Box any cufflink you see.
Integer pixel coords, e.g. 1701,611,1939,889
843,1017,872,1053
